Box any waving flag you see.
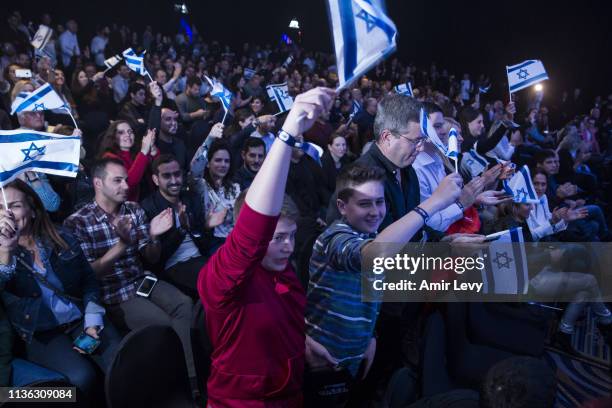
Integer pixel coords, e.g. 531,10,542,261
461,147,489,178
122,48,149,77
104,54,123,71
478,84,491,94
30,25,53,50
394,82,413,97
327,0,397,89
11,83,65,115
479,227,529,295
446,128,459,159
204,76,233,112
506,60,548,94
0,129,81,186
266,82,294,114
419,108,448,156
282,55,294,68
243,68,257,80
503,165,539,204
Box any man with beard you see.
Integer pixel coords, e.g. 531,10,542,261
233,137,266,190
141,154,215,298
156,108,188,170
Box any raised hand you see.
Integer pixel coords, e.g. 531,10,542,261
458,176,486,209
0,210,19,254
564,207,589,222
148,81,163,106
281,87,336,137
206,207,228,229
177,204,190,230
207,123,225,139
430,173,463,212
150,208,173,239
475,190,513,206
112,215,135,245
140,129,156,155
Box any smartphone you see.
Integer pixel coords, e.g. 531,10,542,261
483,235,502,243
73,332,101,354
15,69,32,79
136,275,158,298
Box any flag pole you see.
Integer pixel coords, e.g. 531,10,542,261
506,67,513,103
145,71,154,83
0,185,8,211
64,108,78,129
454,157,458,174
221,109,229,125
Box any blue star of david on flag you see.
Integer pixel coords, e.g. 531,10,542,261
493,252,513,269
506,60,548,93
515,187,528,202
21,142,46,162
356,9,378,32
517,69,529,80
33,103,46,111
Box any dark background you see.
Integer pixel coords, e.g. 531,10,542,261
2,0,611,101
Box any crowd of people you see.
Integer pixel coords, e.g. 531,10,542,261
1,9,612,408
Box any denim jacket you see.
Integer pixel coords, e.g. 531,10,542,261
0,230,102,343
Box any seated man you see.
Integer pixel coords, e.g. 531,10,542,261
63,158,197,394
233,137,266,190
141,154,213,298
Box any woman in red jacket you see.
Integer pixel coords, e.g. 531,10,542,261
97,120,158,202
198,87,335,407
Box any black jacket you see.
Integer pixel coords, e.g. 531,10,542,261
320,150,353,195
326,143,426,237
233,165,257,191
140,190,210,273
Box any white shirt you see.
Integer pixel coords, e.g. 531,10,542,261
413,150,463,232
90,35,108,67
527,194,567,241
58,31,80,67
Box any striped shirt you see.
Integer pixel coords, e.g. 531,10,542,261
305,221,379,377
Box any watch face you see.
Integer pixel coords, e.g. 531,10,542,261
279,132,289,141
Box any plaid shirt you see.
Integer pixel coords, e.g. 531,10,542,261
63,201,150,305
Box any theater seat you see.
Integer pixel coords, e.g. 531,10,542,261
105,325,193,408
443,302,549,389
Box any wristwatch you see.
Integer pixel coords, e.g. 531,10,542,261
277,130,303,148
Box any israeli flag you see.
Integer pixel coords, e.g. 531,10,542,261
266,82,294,113
394,82,413,97
204,76,233,112
503,165,539,204
478,84,491,94
0,129,81,186
282,55,294,68
122,48,148,76
506,60,548,94
10,83,66,115
104,54,123,70
30,25,53,50
446,128,459,159
479,227,529,295
349,100,361,119
327,0,397,89
243,68,256,80
461,147,489,178
420,108,448,156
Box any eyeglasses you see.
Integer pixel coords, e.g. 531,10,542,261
395,133,427,146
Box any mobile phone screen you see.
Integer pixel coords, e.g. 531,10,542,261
137,277,157,296
73,333,100,354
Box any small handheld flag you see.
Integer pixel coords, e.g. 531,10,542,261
243,68,257,80
394,82,413,97
0,129,81,187
506,60,548,94
478,84,491,94
266,82,294,114
11,83,65,115
103,54,123,72
31,25,53,50
122,48,152,81
447,127,459,173
420,108,448,156
10,83,78,129
502,165,539,204
204,76,233,124
327,0,397,90
282,56,294,68
479,227,529,295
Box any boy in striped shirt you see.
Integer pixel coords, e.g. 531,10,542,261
305,161,462,401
